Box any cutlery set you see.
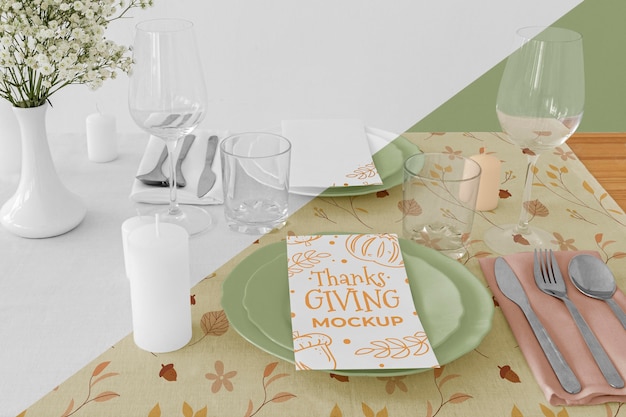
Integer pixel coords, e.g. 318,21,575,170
496,250,626,394
135,135,219,198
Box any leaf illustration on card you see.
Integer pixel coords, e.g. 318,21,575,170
355,332,431,359
288,235,324,246
288,250,332,277
346,162,378,181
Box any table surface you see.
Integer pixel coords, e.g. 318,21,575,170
568,133,626,210
16,131,626,417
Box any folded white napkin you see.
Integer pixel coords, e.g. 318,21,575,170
281,119,383,192
130,130,226,205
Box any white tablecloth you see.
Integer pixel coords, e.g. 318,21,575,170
0,132,313,416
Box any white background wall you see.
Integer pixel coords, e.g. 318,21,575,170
38,0,582,136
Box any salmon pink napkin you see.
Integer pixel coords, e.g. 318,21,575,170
479,251,626,405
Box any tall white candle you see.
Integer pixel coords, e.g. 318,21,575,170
126,221,191,353
121,215,152,279
470,154,502,211
86,113,117,162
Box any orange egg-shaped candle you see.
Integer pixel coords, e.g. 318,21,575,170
470,154,501,211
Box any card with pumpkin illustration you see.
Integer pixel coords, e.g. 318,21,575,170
286,233,440,371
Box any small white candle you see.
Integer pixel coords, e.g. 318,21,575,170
126,221,191,353
470,154,502,211
121,215,152,279
86,113,117,162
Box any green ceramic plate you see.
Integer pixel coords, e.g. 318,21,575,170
289,127,420,197
243,246,463,350
222,238,494,377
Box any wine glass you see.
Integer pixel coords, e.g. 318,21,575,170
484,26,585,253
128,18,210,235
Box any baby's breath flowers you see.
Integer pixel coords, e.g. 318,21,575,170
0,0,153,108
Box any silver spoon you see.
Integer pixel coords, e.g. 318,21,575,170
136,146,168,186
568,254,626,329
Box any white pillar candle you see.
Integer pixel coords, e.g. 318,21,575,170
126,220,191,353
470,154,502,211
121,215,152,279
86,113,117,162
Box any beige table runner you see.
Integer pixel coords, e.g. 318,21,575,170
20,132,626,417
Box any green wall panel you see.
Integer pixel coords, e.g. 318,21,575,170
410,0,626,133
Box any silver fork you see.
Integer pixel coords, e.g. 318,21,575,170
534,249,624,389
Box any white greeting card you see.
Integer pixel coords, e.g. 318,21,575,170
281,119,383,190
286,233,439,371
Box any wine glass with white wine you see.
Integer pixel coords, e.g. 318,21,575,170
484,26,585,254
129,18,210,235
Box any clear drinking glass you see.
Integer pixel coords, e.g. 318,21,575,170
220,132,291,234
403,153,482,260
484,26,585,254
128,19,210,235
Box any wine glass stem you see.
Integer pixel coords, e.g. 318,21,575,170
516,153,540,234
165,139,181,217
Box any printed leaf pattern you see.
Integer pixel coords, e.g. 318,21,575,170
200,310,229,336
398,199,422,216
243,362,295,417
523,199,549,218
58,361,120,416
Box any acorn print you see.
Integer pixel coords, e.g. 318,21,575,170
513,234,530,245
499,189,512,199
159,363,177,381
498,365,520,383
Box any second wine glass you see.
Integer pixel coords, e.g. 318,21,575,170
484,26,585,254
129,18,210,235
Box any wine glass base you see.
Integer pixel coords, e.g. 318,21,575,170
483,224,556,255
143,205,212,236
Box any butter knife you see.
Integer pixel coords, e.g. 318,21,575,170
196,135,219,198
494,257,581,394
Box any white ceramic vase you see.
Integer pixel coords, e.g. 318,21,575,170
0,104,86,238
0,100,21,180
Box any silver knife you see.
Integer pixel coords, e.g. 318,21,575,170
174,134,196,187
196,135,219,197
494,257,581,394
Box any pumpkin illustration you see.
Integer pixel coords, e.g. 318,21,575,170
345,234,404,268
293,331,336,370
